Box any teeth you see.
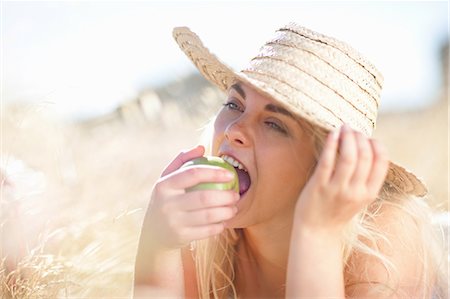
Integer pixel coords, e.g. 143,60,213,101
220,155,247,172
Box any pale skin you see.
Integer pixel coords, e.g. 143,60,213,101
134,83,428,298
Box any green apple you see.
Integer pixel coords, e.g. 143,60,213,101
181,156,239,193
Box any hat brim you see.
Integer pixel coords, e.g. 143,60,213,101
173,26,428,197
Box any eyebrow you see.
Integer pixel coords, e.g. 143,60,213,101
229,83,296,120
264,103,295,120
229,83,246,99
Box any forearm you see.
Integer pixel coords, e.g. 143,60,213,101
286,223,345,299
133,222,184,297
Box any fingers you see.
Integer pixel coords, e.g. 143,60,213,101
315,124,390,194
331,125,358,186
179,206,238,226
151,187,238,248
164,190,238,226
313,128,339,184
175,190,239,211
349,131,373,186
367,140,390,195
161,145,205,176
160,192,238,245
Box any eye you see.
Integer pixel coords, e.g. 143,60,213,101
222,98,243,112
265,120,288,134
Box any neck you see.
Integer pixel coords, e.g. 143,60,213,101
243,218,293,267
235,213,295,297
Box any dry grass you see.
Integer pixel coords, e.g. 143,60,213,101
374,94,449,210
1,102,204,298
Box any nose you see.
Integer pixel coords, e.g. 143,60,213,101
225,118,251,147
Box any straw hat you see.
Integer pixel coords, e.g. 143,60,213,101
172,22,427,197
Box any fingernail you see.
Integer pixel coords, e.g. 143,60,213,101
195,144,205,151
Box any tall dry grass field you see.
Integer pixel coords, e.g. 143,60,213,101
1,102,206,298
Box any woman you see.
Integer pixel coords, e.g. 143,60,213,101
134,23,446,298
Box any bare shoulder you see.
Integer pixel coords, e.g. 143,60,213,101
345,201,434,298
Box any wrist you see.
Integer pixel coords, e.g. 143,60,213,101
292,219,344,245
292,208,349,238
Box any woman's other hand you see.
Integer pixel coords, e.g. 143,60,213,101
295,124,390,233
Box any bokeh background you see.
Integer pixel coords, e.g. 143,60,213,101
1,1,448,298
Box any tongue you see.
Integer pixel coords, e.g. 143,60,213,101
236,168,251,195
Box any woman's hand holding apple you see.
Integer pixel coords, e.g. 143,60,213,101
142,145,239,250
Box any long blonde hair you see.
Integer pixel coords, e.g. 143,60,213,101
194,117,448,299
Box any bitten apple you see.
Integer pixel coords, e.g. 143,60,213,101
181,156,239,193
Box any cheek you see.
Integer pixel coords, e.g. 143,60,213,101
259,143,315,193
213,113,226,134
212,113,227,153
271,159,306,191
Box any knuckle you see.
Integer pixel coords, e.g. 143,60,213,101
204,210,216,223
341,189,373,206
160,201,172,215
337,191,352,203
203,210,212,223
337,188,360,203
177,151,188,160
166,214,179,229
340,152,356,165
199,192,212,206
318,159,333,170
186,167,200,177
320,183,339,199
317,183,332,196
358,146,372,160
153,182,164,195
356,133,370,146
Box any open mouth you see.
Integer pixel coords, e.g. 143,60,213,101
221,155,251,196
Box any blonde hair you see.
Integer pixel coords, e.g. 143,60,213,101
194,117,448,299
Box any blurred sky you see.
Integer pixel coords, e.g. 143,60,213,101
2,1,448,120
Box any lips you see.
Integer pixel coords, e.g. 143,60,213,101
220,154,252,196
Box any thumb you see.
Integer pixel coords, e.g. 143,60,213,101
161,145,205,177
